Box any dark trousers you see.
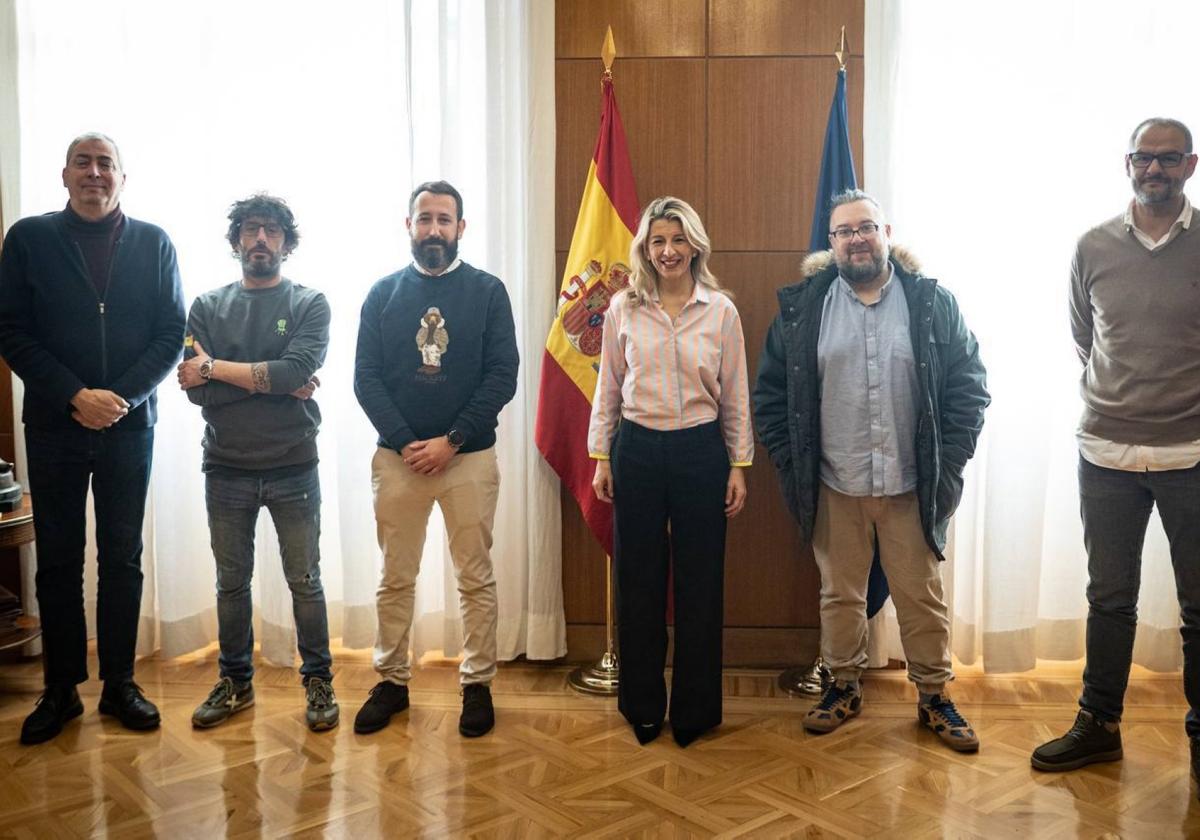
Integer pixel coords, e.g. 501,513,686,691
25,426,154,687
612,419,729,732
206,466,332,683
1078,456,1200,734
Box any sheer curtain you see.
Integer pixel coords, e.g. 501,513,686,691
9,0,564,668
864,1,1200,672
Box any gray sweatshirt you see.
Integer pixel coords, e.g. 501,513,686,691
185,279,330,471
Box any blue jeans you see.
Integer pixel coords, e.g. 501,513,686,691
24,426,154,686
205,466,332,683
1078,456,1200,734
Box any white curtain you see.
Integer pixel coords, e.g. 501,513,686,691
864,0,1200,672
9,0,564,669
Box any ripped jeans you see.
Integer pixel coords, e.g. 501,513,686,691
206,465,332,683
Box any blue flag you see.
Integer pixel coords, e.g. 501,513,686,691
809,67,891,620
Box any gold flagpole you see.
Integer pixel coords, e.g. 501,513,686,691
778,25,852,699
568,25,623,697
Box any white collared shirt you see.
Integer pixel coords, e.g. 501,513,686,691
412,257,462,276
1122,197,1192,250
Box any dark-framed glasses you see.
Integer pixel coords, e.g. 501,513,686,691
1127,151,1190,169
239,221,284,238
829,222,880,242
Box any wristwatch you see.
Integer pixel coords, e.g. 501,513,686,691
199,358,215,381
446,428,465,450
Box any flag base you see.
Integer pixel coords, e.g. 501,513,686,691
567,650,620,696
777,657,832,697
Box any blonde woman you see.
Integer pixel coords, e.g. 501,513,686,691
587,196,752,747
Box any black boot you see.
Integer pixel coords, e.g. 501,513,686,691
20,684,84,745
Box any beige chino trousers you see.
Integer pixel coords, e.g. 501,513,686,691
371,446,500,685
812,482,953,692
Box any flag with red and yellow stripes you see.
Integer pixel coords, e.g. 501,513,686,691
535,74,639,555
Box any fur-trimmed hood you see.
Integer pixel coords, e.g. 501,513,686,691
800,243,922,279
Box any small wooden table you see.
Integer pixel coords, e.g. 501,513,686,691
0,494,39,650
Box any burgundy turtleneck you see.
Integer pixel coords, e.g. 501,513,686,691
62,203,126,298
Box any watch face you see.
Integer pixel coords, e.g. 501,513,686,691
448,429,465,447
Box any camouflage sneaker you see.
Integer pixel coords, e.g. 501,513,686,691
803,681,862,733
918,694,979,752
305,677,339,732
192,677,254,729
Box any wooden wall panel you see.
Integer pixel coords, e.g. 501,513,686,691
556,1,866,665
555,59,707,251
556,0,707,58
709,0,864,56
713,252,816,627
707,56,864,252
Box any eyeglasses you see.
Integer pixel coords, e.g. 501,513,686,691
239,221,284,238
1127,151,1190,169
829,222,880,242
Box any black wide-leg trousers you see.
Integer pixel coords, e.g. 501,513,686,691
611,419,729,732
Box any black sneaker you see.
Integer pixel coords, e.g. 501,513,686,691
1031,709,1122,771
305,677,339,731
98,680,161,731
20,684,84,745
191,677,255,729
459,683,494,737
353,681,409,734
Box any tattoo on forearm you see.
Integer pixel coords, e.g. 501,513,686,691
251,362,271,393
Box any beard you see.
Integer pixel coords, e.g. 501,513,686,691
242,248,282,278
836,247,888,284
1133,175,1180,205
412,236,459,272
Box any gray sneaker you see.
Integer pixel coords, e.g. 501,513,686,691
192,677,254,728
305,677,339,731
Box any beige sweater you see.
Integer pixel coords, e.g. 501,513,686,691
1070,213,1200,444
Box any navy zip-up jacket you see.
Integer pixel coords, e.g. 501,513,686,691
0,210,186,431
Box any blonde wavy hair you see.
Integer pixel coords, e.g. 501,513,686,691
626,196,729,307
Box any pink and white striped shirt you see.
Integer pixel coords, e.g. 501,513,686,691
587,284,753,466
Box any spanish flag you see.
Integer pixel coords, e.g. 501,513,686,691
535,73,639,555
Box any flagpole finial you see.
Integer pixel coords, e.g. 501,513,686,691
601,26,617,79
834,25,848,71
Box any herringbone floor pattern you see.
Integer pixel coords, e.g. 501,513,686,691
1,647,1197,838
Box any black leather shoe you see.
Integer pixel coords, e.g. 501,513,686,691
354,681,409,734
20,684,84,745
672,727,705,748
633,722,662,745
98,681,161,731
459,683,495,737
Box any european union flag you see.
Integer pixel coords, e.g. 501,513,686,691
809,66,890,620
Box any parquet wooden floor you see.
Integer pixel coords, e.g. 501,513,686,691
1,647,1198,838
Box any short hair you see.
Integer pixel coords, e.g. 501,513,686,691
65,132,123,170
225,193,300,255
1129,117,1193,153
408,180,464,220
828,188,885,222
627,196,729,307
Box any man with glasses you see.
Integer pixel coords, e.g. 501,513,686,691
1033,118,1200,781
177,194,338,732
753,189,988,751
0,133,185,745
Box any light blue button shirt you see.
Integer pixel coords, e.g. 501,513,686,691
817,267,919,497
